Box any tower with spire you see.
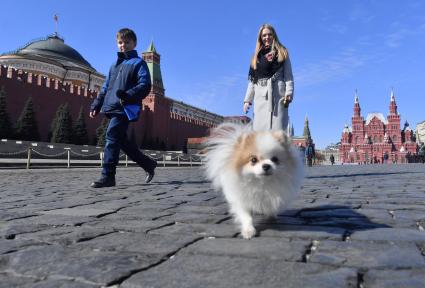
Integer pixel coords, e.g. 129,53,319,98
386,88,401,146
351,90,365,145
142,41,164,97
303,115,311,141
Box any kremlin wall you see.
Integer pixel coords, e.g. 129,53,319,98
0,65,101,143
0,35,226,151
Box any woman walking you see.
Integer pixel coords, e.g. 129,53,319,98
243,24,294,131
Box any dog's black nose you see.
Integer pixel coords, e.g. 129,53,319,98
262,164,271,171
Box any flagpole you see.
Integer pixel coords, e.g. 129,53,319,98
54,14,58,36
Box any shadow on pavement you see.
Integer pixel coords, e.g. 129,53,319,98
255,204,390,237
306,171,422,179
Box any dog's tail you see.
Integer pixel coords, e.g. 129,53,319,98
203,122,251,188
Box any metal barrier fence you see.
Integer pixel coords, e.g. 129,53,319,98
0,148,204,169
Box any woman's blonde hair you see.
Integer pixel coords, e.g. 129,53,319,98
250,24,288,69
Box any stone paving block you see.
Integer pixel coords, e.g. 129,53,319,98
165,204,229,215
0,211,38,221
39,207,116,217
181,237,309,261
0,273,98,288
7,214,95,227
258,224,346,240
363,268,425,288
83,219,175,233
121,254,357,288
305,217,388,230
0,221,50,239
219,215,308,226
15,226,115,246
117,203,182,214
101,211,174,221
309,240,425,268
392,210,425,222
0,238,47,254
0,245,162,286
148,222,238,238
159,212,231,224
350,227,425,242
77,231,201,256
362,203,425,211
298,207,366,218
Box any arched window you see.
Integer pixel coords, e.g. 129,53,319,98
393,135,397,142
379,135,382,143
373,136,377,143
355,136,359,144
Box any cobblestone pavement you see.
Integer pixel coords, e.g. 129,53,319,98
0,164,424,287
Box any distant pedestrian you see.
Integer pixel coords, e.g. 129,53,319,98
305,141,315,167
329,154,335,165
383,152,389,164
89,28,157,188
418,142,425,164
243,24,294,131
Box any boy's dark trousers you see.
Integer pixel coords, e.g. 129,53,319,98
102,114,156,178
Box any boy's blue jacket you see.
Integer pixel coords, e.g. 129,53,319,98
90,50,151,121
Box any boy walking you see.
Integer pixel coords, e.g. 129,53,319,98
89,28,157,188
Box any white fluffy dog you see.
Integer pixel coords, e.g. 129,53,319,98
204,123,303,239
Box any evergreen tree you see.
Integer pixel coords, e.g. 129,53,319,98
49,104,64,141
51,103,73,143
15,96,40,141
0,86,12,139
160,140,166,151
96,117,110,147
154,137,160,150
73,106,89,145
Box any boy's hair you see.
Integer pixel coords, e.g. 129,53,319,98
116,28,137,44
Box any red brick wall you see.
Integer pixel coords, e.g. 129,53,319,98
1,65,215,150
0,66,101,143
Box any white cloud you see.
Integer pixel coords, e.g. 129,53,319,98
295,48,366,88
175,73,246,113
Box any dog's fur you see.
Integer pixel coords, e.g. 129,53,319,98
204,123,303,239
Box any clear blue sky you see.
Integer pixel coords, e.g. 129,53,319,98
1,0,424,149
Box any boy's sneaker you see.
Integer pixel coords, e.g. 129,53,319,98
145,161,157,183
90,177,116,188
145,171,154,183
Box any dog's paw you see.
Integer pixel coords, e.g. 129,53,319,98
241,226,256,239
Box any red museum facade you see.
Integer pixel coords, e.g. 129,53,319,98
339,91,417,164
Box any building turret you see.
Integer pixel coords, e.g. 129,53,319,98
403,121,413,142
351,90,365,145
353,89,361,117
303,115,311,141
386,88,401,147
341,124,351,144
142,41,164,97
389,88,398,115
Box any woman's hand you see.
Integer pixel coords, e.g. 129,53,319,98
266,52,274,62
282,95,292,107
89,110,98,118
243,102,251,114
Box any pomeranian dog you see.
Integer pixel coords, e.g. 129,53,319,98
204,123,303,239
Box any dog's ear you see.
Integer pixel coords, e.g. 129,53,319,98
272,130,289,146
